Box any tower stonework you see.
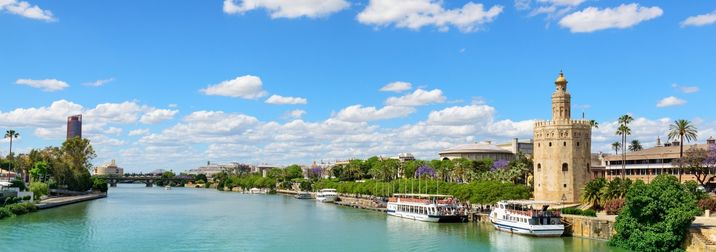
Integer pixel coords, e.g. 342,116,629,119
533,72,592,203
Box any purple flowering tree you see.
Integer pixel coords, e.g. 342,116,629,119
415,166,435,179
491,159,509,172
308,167,323,180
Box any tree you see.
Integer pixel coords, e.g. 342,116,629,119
616,114,633,179
612,141,621,155
29,161,48,182
675,146,709,187
610,175,700,251
628,139,643,152
582,178,606,209
284,165,304,180
61,137,96,172
4,130,19,172
590,120,599,129
668,119,698,182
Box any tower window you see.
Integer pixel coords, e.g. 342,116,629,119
538,143,541,147
577,142,580,147
537,164,541,172
563,184,567,188
563,142,567,146
549,142,552,147
562,163,569,172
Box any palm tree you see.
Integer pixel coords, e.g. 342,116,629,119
590,120,599,129
612,141,621,155
616,114,634,179
4,130,19,172
582,178,606,209
668,119,698,182
628,139,643,152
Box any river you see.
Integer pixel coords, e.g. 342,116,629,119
0,184,622,251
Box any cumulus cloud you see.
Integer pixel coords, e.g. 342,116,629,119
516,0,585,19
83,78,115,87
558,3,663,33
0,0,55,22
672,83,700,94
380,81,413,93
265,95,308,105
681,10,716,27
385,88,446,106
656,96,686,108
15,78,69,92
0,100,82,128
286,109,307,119
128,129,150,136
201,75,268,99
334,105,415,122
427,105,495,125
140,109,179,124
223,0,349,19
357,0,503,32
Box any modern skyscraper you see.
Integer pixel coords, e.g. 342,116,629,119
533,72,592,203
67,114,82,140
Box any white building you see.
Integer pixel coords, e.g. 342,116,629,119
92,160,124,176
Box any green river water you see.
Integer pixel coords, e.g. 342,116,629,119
0,184,622,251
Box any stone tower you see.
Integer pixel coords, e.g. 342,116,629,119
533,72,592,203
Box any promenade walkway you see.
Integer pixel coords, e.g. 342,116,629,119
35,193,106,209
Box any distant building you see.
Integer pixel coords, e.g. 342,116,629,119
496,138,534,158
439,141,516,162
67,115,82,140
603,137,716,185
254,164,281,177
186,162,252,178
93,160,124,176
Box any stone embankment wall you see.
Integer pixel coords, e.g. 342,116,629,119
561,214,615,240
686,228,716,252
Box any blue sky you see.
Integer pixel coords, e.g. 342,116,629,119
1,0,715,172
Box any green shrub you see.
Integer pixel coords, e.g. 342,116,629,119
91,177,108,193
4,202,37,215
3,196,20,206
10,180,26,191
30,182,49,201
582,209,597,217
610,175,701,252
0,207,13,219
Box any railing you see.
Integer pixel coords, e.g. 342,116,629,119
507,210,560,217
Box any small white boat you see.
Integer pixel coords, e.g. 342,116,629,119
249,188,265,194
489,200,564,237
295,192,312,199
165,186,171,190
386,194,467,223
316,189,338,203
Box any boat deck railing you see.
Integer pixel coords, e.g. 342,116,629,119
507,210,561,218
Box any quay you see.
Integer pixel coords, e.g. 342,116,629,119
35,193,107,210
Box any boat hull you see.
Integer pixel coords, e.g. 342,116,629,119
387,210,467,223
490,220,564,237
316,196,337,203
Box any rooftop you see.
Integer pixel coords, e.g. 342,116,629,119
439,142,514,155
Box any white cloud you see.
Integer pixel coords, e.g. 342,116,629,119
104,127,123,136
0,100,82,128
656,96,686,108
385,88,446,106
427,105,495,125
128,129,150,136
357,0,503,32
201,75,268,99
86,101,143,124
558,3,663,33
83,78,115,87
681,10,716,27
140,109,179,124
379,81,412,93
334,105,415,122
518,0,585,18
672,83,700,94
15,78,69,92
287,109,307,119
223,0,349,19
265,95,308,105
0,0,55,22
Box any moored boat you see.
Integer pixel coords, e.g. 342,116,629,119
489,200,564,237
295,191,312,199
386,194,467,223
316,189,338,203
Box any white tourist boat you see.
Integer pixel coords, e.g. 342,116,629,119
490,200,564,237
316,189,338,203
295,191,312,199
386,194,468,223
165,185,171,190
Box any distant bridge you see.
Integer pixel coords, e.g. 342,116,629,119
95,175,193,187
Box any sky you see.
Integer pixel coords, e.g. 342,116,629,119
1,0,715,173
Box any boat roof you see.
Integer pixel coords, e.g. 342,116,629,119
392,193,454,198
502,200,560,205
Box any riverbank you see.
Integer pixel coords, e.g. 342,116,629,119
35,193,106,210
